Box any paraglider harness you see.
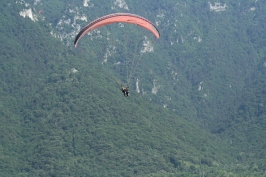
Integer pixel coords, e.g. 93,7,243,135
121,85,129,97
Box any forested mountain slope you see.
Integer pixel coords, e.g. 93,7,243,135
1,0,266,176
0,1,235,176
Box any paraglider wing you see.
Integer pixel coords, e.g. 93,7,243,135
74,13,160,47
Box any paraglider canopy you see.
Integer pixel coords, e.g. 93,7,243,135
74,13,160,47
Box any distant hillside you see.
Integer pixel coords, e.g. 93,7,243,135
0,1,234,176
1,0,266,176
